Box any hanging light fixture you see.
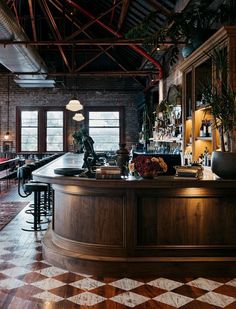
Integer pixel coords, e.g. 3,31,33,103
73,113,85,122
66,98,83,112
66,77,83,111
4,76,10,140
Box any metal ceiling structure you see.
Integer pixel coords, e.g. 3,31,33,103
0,0,178,89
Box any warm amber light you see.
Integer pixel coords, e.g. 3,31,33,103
66,99,83,112
73,113,84,122
4,132,10,140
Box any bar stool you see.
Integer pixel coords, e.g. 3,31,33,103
17,166,49,231
26,162,52,215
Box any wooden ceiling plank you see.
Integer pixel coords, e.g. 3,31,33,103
117,0,130,31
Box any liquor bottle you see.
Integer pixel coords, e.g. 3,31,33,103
207,120,212,137
200,120,204,137
207,153,211,166
203,120,207,137
189,133,192,144
203,147,209,166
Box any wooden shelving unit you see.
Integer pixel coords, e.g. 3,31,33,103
178,26,236,161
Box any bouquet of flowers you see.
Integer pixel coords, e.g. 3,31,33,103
130,155,168,178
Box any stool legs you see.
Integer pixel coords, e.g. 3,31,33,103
22,190,49,232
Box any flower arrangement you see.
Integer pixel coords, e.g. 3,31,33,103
130,155,168,178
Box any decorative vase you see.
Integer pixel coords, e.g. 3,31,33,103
116,143,129,175
211,151,236,179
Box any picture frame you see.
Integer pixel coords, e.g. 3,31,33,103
3,141,13,152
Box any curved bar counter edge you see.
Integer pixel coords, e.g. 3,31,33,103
32,153,236,277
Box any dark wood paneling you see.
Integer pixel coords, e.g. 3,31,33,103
54,191,124,246
40,154,236,276
137,196,236,246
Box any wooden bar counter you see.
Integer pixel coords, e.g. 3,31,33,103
33,153,236,276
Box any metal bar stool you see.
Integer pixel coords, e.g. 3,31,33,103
17,166,49,231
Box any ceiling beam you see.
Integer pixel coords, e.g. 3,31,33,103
12,1,20,25
28,0,37,41
50,0,143,87
8,70,156,76
65,0,163,80
75,46,112,72
39,0,71,72
66,0,123,41
117,0,131,31
110,0,118,24
0,39,147,45
0,39,180,46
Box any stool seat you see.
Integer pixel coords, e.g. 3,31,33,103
24,182,48,193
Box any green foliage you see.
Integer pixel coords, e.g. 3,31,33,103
72,130,83,143
125,0,235,65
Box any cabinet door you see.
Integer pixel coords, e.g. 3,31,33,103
195,58,212,109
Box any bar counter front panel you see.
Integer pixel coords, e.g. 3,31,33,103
33,153,236,276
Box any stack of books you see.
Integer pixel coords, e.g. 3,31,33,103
96,166,121,179
175,165,203,179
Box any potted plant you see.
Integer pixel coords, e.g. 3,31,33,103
126,0,234,64
201,47,236,178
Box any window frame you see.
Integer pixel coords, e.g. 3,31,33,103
84,106,124,152
16,106,67,153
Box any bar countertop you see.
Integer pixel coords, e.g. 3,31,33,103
32,152,236,189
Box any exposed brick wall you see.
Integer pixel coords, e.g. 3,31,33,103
0,76,144,153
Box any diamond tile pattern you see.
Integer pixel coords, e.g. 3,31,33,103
0,202,236,308
154,291,193,308
109,278,144,291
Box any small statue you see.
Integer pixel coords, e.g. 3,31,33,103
81,129,98,173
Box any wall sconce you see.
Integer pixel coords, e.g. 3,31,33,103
4,76,10,140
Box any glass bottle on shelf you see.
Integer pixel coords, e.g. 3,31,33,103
189,133,192,144
208,120,212,137
203,120,207,137
200,120,204,137
203,147,209,166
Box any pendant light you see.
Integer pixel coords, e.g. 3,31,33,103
66,99,83,112
4,77,10,140
73,113,85,122
66,77,83,111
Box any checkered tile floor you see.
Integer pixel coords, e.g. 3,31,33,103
1,205,236,308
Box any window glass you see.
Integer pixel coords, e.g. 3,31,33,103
21,111,38,151
89,111,120,151
46,111,63,151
